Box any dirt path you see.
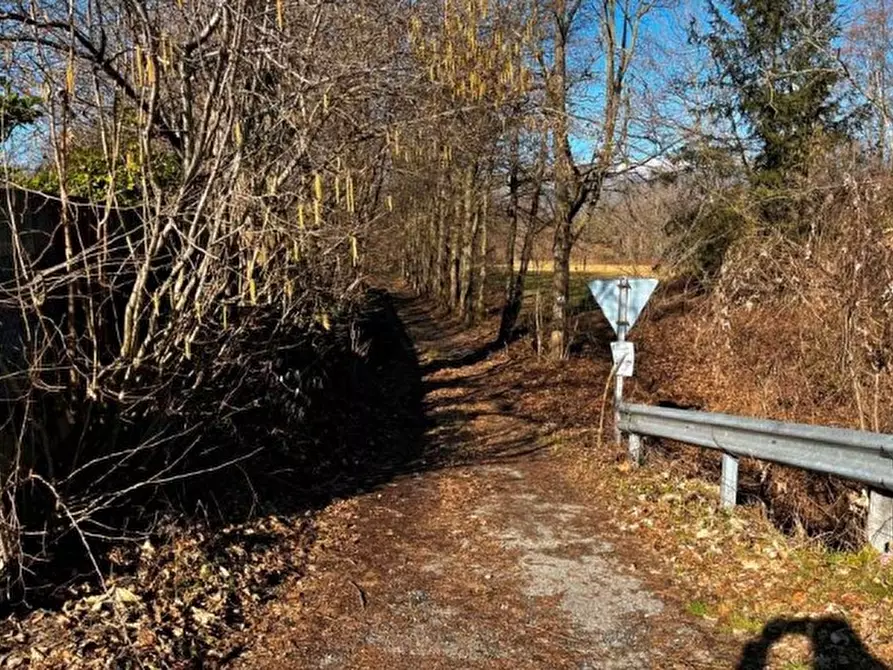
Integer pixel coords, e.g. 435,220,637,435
234,294,742,669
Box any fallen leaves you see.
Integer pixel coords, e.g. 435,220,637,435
0,514,316,669
572,448,893,664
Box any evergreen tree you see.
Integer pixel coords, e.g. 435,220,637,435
700,0,851,187
0,79,39,143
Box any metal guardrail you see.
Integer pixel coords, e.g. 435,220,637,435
617,402,893,552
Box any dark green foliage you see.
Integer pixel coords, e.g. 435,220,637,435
676,0,866,274
0,79,40,142
698,0,856,188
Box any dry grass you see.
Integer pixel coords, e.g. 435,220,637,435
624,171,893,544
498,260,660,276
570,443,893,667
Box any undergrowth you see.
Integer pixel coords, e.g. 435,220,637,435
573,444,893,667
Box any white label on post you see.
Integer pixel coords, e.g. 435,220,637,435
611,341,635,377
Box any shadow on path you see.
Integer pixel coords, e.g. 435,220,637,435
288,289,551,500
232,289,892,670
737,617,889,669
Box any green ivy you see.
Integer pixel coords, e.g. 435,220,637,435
23,144,181,205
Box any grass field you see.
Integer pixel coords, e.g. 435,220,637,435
492,263,662,318
517,271,592,308
500,261,659,276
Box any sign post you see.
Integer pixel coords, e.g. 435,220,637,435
613,277,630,446
588,276,658,458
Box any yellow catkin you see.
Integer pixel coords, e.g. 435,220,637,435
314,199,321,226
247,257,256,305
387,195,394,212
146,55,156,85
66,59,76,95
347,174,355,213
276,0,284,29
350,235,358,266
314,172,323,201
135,46,144,86
298,203,305,229
335,175,341,204
222,305,228,329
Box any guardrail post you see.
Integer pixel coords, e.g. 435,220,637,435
628,433,642,465
720,453,738,508
867,489,893,553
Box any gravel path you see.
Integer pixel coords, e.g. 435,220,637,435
233,295,742,669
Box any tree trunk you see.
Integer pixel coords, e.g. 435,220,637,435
497,152,520,344
423,210,436,293
433,177,447,298
475,190,489,321
549,1,573,359
498,135,547,346
497,221,538,346
546,0,630,357
458,163,478,319
448,188,462,309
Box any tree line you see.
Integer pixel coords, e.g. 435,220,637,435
0,0,890,596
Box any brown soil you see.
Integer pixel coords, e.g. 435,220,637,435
231,293,743,669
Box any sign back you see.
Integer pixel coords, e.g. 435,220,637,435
588,277,659,336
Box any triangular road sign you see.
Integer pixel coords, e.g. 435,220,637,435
588,277,659,336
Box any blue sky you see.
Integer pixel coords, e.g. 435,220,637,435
1,0,872,171
568,1,699,163
568,0,870,163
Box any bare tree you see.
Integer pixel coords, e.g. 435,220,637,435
0,0,420,595
541,0,657,358
844,0,893,165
